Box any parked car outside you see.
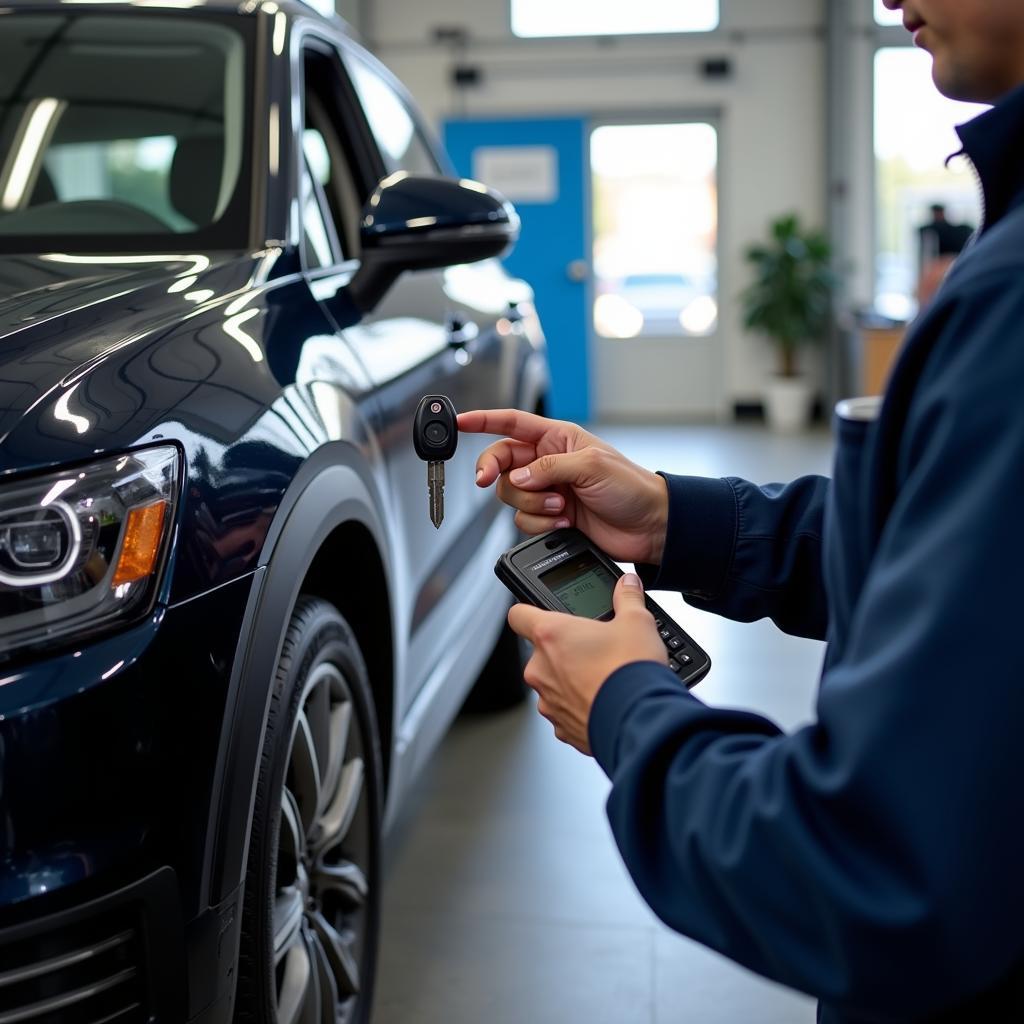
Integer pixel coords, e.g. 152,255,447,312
593,271,718,338
0,3,548,1022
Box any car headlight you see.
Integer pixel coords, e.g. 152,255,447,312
0,446,180,661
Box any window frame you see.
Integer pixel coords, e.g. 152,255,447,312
291,27,383,277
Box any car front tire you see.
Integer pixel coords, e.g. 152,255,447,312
235,597,382,1024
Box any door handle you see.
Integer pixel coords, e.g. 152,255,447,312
447,315,479,348
566,259,589,283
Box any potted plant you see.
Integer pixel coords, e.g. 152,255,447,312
742,213,835,431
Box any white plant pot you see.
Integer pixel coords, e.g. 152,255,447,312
764,376,813,432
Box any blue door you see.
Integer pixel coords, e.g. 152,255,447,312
444,117,590,422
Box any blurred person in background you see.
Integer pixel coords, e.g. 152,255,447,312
917,202,973,305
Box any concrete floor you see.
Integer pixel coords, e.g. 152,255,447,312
374,424,834,1024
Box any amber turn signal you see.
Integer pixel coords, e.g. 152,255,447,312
112,500,167,587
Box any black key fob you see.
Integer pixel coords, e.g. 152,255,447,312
414,395,458,462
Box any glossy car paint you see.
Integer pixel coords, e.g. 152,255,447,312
0,2,547,1020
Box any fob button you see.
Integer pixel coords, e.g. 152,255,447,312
430,401,443,414
425,421,449,445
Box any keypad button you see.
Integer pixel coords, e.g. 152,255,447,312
668,659,683,673
676,653,693,666
667,636,686,651
659,629,672,641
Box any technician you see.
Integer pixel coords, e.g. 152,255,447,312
459,1,1024,1020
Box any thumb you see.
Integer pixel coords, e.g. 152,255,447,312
509,449,599,491
613,573,646,617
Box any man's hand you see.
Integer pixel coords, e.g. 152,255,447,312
507,573,666,755
458,409,669,567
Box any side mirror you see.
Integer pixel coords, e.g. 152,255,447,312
351,173,520,311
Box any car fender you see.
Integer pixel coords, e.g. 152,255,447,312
201,442,392,909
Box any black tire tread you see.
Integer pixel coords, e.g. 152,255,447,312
234,596,380,1024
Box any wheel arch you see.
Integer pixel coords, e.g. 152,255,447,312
299,520,394,798
201,444,395,911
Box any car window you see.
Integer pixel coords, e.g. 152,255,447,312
0,12,252,251
303,48,364,260
301,158,339,270
343,54,442,176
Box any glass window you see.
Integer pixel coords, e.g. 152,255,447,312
591,123,718,339
513,0,718,38
875,0,902,26
303,50,364,260
344,55,442,175
301,160,338,270
874,48,987,320
0,13,250,250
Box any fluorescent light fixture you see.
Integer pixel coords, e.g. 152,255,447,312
512,0,718,37
1,98,64,212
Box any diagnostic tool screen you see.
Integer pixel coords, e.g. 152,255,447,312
541,552,616,619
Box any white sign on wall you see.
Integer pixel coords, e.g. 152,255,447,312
472,146,559,204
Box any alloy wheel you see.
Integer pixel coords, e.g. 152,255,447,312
272,661,370,1024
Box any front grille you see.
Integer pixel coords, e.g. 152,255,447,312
0,909,146,1024
0,867,186,1024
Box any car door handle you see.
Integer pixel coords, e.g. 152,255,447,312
447,316,479,348
566,259,589,283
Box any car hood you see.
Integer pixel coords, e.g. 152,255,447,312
0,251,271,456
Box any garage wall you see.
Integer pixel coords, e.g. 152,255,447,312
360,0,827,412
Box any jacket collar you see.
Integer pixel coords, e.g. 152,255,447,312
956,81,1024,232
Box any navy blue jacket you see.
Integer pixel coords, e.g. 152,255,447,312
589,85,1024,1023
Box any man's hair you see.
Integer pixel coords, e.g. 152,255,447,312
930,203,947,216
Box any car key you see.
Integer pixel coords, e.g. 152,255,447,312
413,395,458,529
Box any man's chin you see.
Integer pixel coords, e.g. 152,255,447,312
931,61,977,103
932,57,1007,104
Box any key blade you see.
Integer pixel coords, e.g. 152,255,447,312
428,461,445,529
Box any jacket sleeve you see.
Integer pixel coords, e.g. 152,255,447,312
637,473,830,640
590,280,1024,1019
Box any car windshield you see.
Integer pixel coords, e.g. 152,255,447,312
0,12,252,253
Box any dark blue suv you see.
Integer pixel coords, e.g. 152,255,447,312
0,3,548,1022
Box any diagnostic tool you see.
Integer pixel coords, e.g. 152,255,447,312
495,527,710,688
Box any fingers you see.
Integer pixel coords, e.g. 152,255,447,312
508,448,605,492
612,573,646,614
507,602,552,643
497,474,565,515
475,438,536,487
514,510,572,535
458,408,560,444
